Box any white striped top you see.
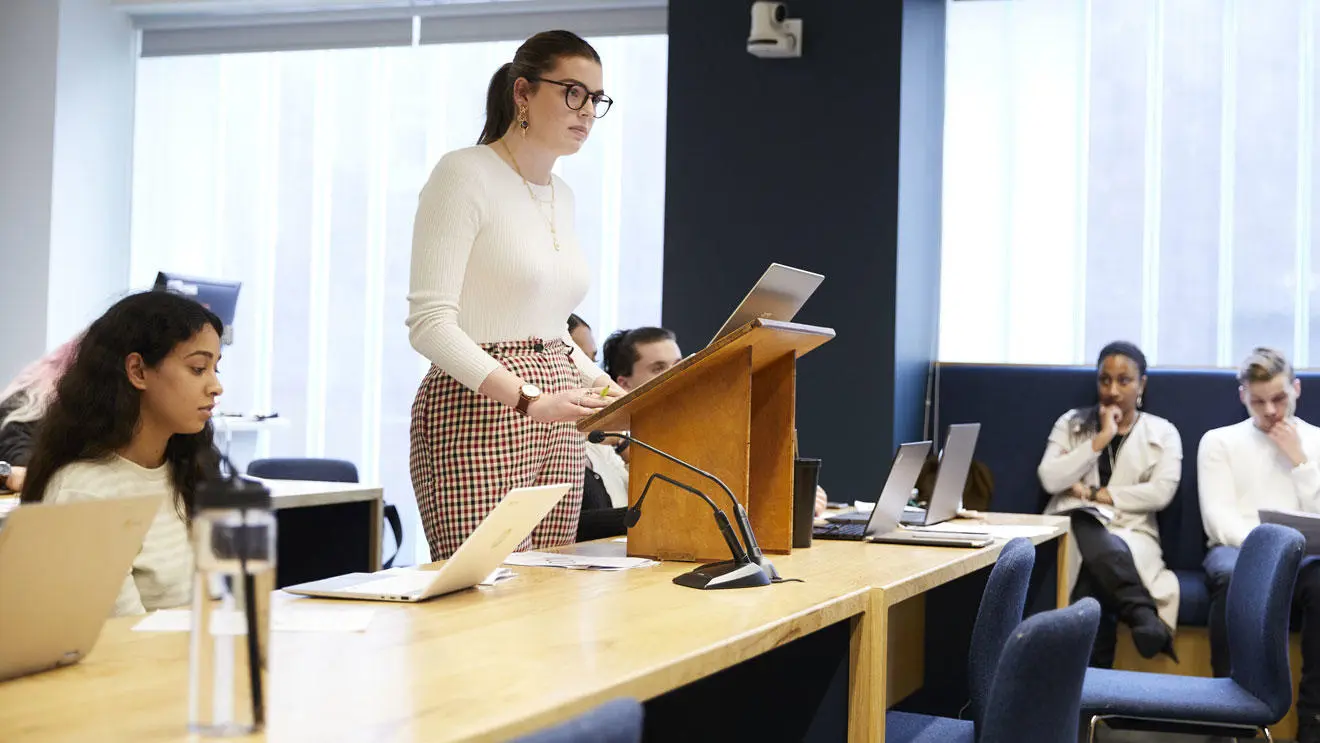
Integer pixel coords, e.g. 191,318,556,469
45,455,192,616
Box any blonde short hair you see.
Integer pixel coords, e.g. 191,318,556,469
1238,347,1294,384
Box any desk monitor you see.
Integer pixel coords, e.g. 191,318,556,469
153,272,241,345
709,263,824,346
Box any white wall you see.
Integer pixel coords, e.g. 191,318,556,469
47,0,138,348
0,1,61,385
0,0,136,383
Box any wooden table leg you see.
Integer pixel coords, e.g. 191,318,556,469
849,589,887,743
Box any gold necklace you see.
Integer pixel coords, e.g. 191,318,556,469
499,139,559,251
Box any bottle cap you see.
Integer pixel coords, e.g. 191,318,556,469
195,475,272,512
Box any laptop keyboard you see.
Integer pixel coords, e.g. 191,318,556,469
818,522,866,538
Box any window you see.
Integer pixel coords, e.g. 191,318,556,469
130,35,668,563
939,0,1318,369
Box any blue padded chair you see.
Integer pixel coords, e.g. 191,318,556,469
1080,524,1306,742
509,698,643,743
980,598,1102,743
247,457,404,568
887,538,1036,740
247,457,358,483
885,598,1102,743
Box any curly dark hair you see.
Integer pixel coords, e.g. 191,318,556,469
21,291,223,519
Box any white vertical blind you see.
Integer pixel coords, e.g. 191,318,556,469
940,0,1320,369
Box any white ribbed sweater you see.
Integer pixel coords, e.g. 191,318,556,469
406,145,603,391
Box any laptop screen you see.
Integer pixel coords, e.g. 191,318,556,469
866,441,933,536
708,263,824,346
924,423,982,524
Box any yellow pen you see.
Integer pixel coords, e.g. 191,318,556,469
599,386,610,398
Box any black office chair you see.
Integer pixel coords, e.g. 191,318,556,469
247,457,404,571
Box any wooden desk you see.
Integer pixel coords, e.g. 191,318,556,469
0,514,1066,743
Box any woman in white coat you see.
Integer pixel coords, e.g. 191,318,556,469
1038,341,1182,666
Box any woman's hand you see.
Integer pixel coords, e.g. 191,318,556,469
527,388,615,423
1069,482,1090,500
1092,405,1121,451
4,465,25,492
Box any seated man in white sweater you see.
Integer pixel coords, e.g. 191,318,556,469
1199,347,1320,742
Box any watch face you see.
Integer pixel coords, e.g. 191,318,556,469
521,383,542,398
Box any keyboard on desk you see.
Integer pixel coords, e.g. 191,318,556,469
813,522,867,541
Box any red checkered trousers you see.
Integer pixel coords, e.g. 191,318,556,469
409,338,585,560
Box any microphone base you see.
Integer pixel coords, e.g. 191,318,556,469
673,560,772,590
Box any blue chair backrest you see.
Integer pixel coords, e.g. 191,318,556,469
247,458,359,483
934,363,1320,573
979,598,1101,743
968,537,1035,725
510,698,643,743
1228,524,1306,718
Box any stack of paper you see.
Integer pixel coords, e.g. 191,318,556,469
913,522,1060,539
1260,509,1320,554
1048,496,1114,523
503,551,657,571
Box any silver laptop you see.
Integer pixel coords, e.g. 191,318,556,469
814,441,931,541
901,423,982,526
0,494,163,681
284,484,570,603
709,263,825,346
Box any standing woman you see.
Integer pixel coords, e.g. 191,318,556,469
1038,341,1183,666
407,30,621,560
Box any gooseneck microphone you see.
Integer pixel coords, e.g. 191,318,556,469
630,472,751,565
589,430,781,586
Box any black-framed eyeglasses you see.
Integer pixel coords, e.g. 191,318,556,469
529,77,613,118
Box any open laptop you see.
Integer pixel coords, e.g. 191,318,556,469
284,484,571,603
814,442,992,548
709,263,825,346
0,494,163,682
901,423,981,526
814,441,930,541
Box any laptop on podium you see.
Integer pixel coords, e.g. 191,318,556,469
708,263,825,346
285,484,570,603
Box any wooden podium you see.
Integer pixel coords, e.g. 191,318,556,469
577,319,834,563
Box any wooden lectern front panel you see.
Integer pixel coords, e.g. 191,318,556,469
749,353,796,554
627,350,753,563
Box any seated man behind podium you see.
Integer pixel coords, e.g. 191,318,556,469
1200,347,1320,742
21,291,225,616
573,326,683,540
1038,341,1181,665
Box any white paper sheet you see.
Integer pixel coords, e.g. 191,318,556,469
503,551,657,571
910,522,1060,539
